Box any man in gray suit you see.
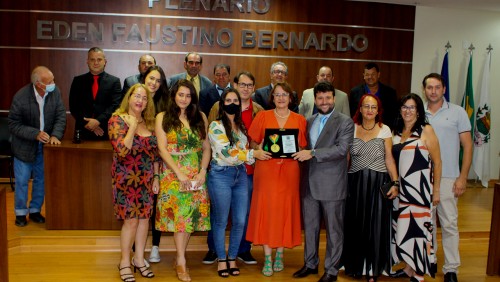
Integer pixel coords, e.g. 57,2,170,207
299,66,350,118
292,82,354,282
122,54,156,95
168,52,212,96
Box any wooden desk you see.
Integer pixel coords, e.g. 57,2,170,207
487,182,500,275
0,187,8,281
44,141,121,230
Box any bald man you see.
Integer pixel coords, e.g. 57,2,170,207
8,66,66,227
122,54,156,95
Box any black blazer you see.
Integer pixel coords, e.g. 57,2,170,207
69,71,122,139
199,85,221,116
252,84,299,112
349,82,398,129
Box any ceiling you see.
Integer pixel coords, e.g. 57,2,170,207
350,0,500,12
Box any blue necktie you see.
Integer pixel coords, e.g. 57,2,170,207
319,115,328,135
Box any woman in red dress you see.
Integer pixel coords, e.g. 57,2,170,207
247,82,307,276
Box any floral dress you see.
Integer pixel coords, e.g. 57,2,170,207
155,127,210,233
109,115,157,220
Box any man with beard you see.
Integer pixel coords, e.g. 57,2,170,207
292,81,354,282
168,52,212,96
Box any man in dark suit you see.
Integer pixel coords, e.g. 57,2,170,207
252,61,299,112
8,66,66,227
292,82,354,282
349,62,398,128
168,52,212,96
199,63,231,116
69,47,122,140
122,54,156,95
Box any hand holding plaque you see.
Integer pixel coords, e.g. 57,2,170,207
263,128,299,158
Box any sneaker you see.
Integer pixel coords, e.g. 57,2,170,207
149,246,161,263
202,250,217,265
237,251,257,265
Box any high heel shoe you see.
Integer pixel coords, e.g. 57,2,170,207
273,250,284,272
117,264,135,282
262,255,273,277
174,261,192,282
227,258,240,276
131,257,154,278
366,276,377,282
217,258,229,278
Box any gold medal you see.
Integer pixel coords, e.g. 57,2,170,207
271,144,280,152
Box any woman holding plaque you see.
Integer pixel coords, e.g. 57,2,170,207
342,94,399,282
155,79,211,282
207,88,269,277
109,84,158,281
247,82,307,276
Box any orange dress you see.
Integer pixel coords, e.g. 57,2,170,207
246,110,307,248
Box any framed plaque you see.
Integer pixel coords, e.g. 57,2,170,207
263,128,299,158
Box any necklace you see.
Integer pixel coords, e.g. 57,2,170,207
361,122,376,131
274,109,290,119
138,119,144,124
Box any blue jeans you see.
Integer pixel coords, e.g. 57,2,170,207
207,174,254,254
14,143,45,216
208,162,248,259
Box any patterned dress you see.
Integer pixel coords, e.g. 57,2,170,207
109,115,157,220
155,127,210,233
392,130,436,279
343,124,394,277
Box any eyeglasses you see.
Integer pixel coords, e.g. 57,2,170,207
401,105,416,112
187,61,201,66
272,70,287,75
215,73,228,77
237,83,254,89
273,93,290,97
361,104,378,110
132,93,148,102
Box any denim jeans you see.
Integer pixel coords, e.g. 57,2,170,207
207,174,254,254
14,143,45,216
208,162,248,259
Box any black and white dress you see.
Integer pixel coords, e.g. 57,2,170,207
343,124,395,277
392,129,436,280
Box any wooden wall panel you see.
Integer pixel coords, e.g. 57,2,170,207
0,0,415,136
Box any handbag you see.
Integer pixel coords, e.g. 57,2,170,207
380,181,397,198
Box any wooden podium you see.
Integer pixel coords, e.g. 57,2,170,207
487,182,500,275
44,141,121,230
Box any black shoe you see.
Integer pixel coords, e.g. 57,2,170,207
410,277,419,282
202,250,217,265
237,251,257,265
29,212,45,223
15,216,27,227
293,265,318,278
444,272,458,282
318,273,337,282
390,268,409,278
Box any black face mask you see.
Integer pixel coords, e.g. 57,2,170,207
223,103,240,115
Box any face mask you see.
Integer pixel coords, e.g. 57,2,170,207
45,83,56,92
223,103,240,115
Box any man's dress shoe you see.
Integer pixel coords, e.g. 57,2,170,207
29,212,46,223
15,216,27,227
318,273,337,282
293,265,318,278
444,272,458,282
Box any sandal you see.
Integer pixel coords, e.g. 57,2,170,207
117,264,135,282
131,257,154,278
262,255,273,277
273,250,284,272
227,258,240,276
217,258,229,278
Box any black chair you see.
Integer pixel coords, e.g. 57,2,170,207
0,116,14,191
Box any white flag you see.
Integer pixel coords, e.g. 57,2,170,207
473,51,491,187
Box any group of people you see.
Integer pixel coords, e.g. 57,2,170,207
8,46,472,282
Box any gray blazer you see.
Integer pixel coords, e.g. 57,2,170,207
299,88,350,118
8,84,66,162
122,73,142,95
168,72,212,94
301,111,354,201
